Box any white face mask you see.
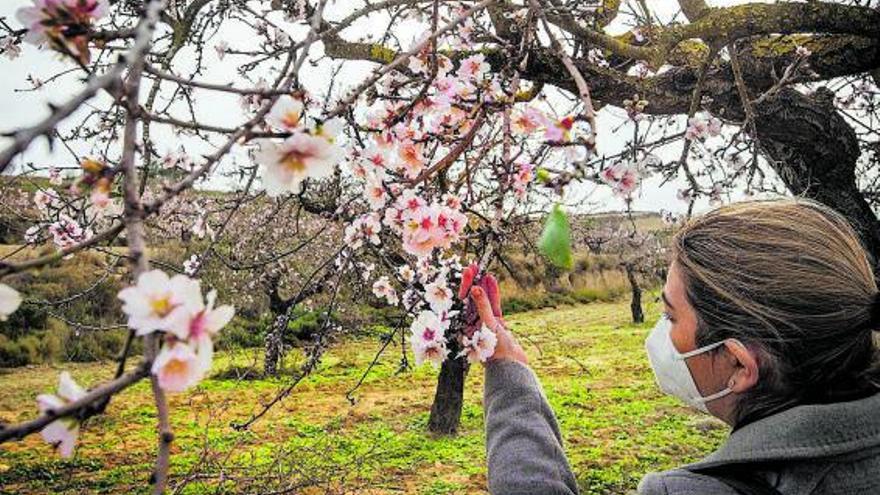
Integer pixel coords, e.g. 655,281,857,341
644,315,737,413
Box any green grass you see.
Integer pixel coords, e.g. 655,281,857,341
0,294,727,494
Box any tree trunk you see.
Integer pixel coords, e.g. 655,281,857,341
753,88,880,269
264,313,288,377
428,341,468,434
624,263,644,324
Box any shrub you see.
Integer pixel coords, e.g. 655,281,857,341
215,316,266,351
0,334,39,368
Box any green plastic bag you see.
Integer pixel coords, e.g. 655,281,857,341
539,204,573,270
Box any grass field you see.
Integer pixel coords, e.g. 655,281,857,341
0,294,727,494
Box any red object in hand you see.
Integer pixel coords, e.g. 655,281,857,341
458,262,480,300
480,273,502,318
458,263,503,336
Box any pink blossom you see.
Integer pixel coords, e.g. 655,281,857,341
409,310,449,367
191,214,214,240
16,1,63,45
48,167,63,185
90,187,110,209
400,202,467,258
62,0,109,19
1,36,21,60
397,142,425,179
599,161,640,198
358,145,388,180
587,48,609,68
424,278,453,314
365,177,388,210
412,339,449,367
372,276,398,306
458,325,497,364
402,206,439,257
33,188,57,208
24,225,41,244
344,213,382,249
36,371,86,458
544,116,574,142
442,193,461,210
214,40,229,60
0,283,22,321
312,117,344,143
685,112,722,141
166,289,234,344
48,214,88,249
435,74,475,100
151,342,206,393
456,54,490,81
266,96,305,131
397,265,415,284
16,0,109,46
255,132,343,197
117,270,202,335
511,106,546,134
513,162,534,199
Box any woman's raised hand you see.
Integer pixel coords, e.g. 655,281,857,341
459,264,528,365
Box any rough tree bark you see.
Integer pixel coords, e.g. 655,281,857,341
752,87,880,267
428,337,469,434
623,263,644,324
264,313,288,377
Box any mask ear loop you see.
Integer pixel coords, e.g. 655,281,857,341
675,340,725,360
677,338,749,404
675,337,747,360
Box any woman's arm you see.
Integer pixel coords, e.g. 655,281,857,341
484,358,579,495
467,284,579,495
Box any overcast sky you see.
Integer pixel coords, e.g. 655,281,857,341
0,0,771,215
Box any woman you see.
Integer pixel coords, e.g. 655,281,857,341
470,199,880,495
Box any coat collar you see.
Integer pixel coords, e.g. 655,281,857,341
686,392,880,469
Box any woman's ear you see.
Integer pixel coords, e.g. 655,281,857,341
724,340,760,393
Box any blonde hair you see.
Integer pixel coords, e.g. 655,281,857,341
672,198,880,424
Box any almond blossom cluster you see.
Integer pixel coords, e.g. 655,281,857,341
512,162,535,199
48,214,91,250
254,96,345,196
16,0,109,63
599,161,640,199
510,105,579,143
458,324,497,364
406,263,502,368
685,112,723,141
118,270,234,392
409,310,452,367
380,193,468,259
372,276,399,306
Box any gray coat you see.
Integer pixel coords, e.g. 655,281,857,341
484,359,880,495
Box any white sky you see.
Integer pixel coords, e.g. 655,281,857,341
0,0,772,215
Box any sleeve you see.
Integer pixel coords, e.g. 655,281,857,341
638,469,742,495
483,359,579,495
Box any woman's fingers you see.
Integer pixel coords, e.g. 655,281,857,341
470,286,500,331
458,263,480,300
480,273,503,318
471,286,528,365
